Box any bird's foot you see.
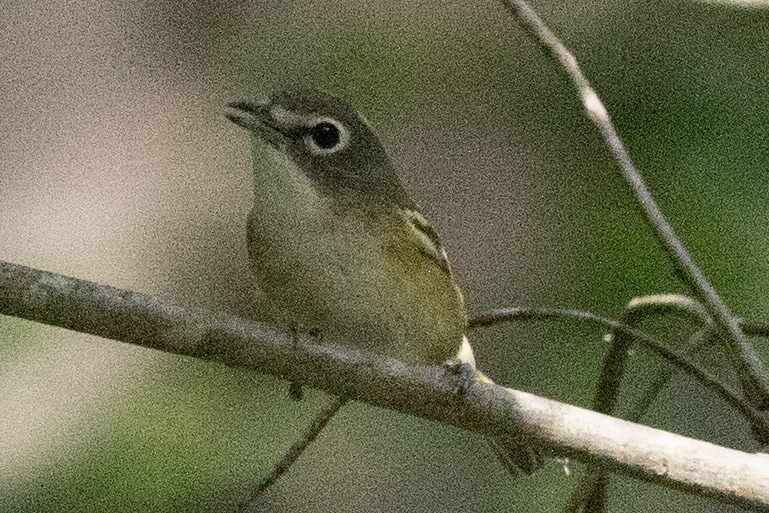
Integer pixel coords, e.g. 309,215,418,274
442,359,477,396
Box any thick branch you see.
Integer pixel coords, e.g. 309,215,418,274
1,261,768,511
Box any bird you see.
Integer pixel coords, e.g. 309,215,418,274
226,88,542,474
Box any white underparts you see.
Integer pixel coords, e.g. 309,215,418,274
456,335,477,368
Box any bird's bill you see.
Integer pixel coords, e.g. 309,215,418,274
225,101,270,131
226,100,291,151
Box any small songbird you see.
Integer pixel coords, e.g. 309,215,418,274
227,89,542,474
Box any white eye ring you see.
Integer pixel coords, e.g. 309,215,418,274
304,117,350,155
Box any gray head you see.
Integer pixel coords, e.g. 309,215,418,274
227,89,414,208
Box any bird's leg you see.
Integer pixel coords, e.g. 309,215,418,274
288,326,304,401
287,325,324,401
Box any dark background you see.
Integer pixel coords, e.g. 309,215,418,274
1,1,768,511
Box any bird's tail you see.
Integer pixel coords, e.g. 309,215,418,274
460,336,544,475
487,435,544,475
476,368,544,475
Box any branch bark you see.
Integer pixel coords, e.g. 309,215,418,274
1,260,768,511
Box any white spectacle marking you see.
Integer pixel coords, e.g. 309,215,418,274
270,104,305,128
304,117,351,155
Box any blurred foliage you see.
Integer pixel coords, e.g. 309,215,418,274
1,1,768,512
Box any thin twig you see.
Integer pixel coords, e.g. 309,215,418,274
744,321,769,338
590,295,713,417
578,329,714,513
469,307,769,440
236,396,348,512
494,0,769,409
575,295,717,513
628,330,714,422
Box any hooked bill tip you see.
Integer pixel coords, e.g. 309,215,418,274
227,101,259,112
225,112,247,127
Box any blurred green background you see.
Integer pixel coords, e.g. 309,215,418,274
1,0,768,512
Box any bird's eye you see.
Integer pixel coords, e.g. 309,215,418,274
310,122,340,149
304,118,349,155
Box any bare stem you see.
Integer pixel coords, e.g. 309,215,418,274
235,397,347,511
494,0,769,409
470,306,769,440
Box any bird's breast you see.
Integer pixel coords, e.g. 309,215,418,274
246,196,465,365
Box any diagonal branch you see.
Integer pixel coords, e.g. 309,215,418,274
235,396,348,511
1,260,769,510
495,0,769,409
